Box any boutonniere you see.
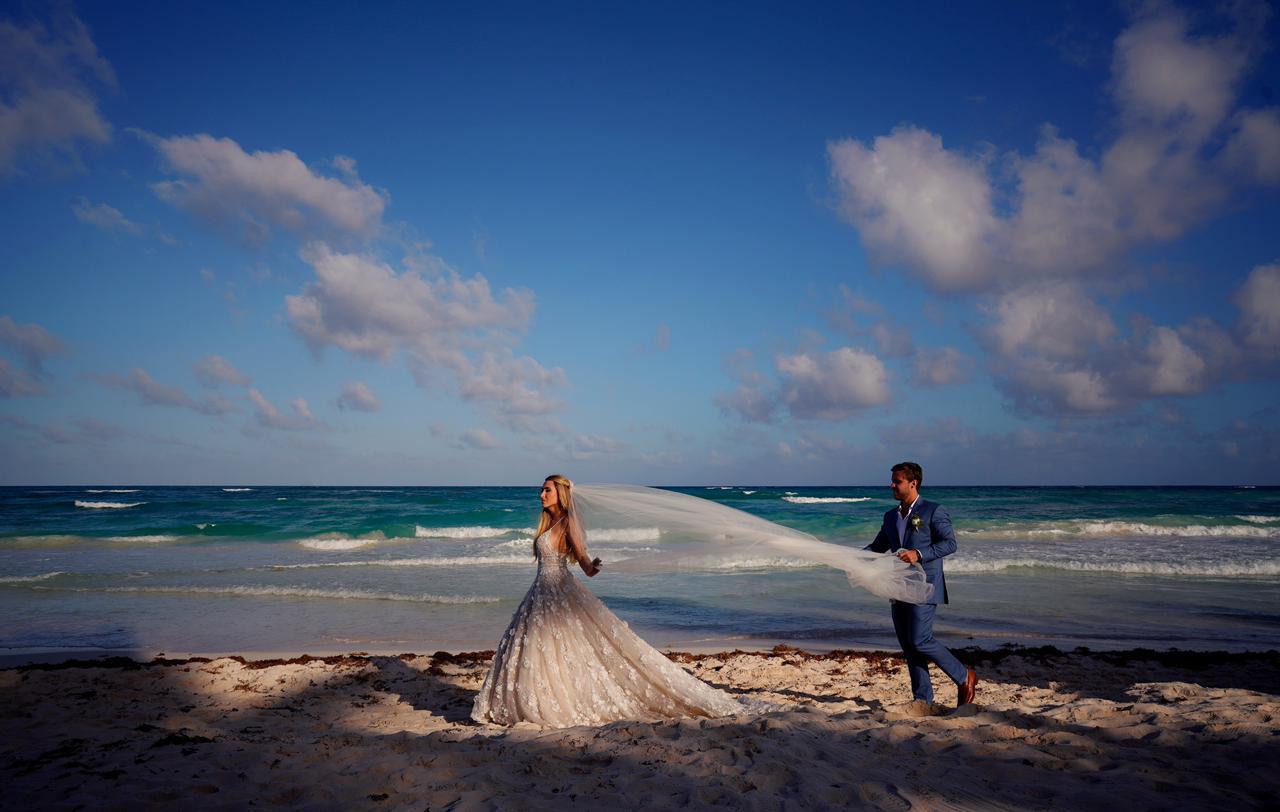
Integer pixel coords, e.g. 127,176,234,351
909,514,922,531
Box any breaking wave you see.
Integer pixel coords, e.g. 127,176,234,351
0,571,64,583
782,496,872,504
414,525,535,539
34,584,500,603
947,557,1280,577
75,500,144,509
962,520,1280,539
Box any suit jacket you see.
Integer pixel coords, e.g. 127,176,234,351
864,498,955,604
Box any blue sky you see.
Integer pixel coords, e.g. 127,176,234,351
2,0,1278,485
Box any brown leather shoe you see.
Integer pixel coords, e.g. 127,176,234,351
957,668,977,707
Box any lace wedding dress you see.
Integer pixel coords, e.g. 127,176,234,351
470,530,752,727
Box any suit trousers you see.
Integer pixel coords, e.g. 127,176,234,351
890,600,967,703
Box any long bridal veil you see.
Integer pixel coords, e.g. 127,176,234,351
573,485,933,604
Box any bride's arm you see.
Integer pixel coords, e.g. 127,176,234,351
565,523,601,577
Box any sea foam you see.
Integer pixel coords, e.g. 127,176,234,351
962,521,1280,539
86,489,139,493
273,554,531,570
37,584,499,603
414,525,535,539
75,500,144,509
782,496,872,504
106,535,179,543
0,571,64,583
946,557,1280,577
298,537,384,551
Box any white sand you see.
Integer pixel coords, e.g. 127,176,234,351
2,646,1276,809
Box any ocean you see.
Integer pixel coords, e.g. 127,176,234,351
2,485,1277,657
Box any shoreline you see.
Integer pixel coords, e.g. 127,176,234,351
3,645,1276,808
6,637,1278,671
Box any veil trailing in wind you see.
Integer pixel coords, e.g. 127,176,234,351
572,485,933,604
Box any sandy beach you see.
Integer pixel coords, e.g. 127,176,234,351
2,645,1276,810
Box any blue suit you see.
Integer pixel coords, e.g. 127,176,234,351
865,498,966,702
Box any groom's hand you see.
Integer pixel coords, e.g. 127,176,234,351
896,549,921,564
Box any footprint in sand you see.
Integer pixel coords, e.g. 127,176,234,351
858,781,911,811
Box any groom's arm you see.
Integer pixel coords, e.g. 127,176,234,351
916,506,957,563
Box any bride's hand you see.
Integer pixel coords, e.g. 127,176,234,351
585,557,603,577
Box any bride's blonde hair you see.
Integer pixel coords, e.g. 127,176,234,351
536,474,582,556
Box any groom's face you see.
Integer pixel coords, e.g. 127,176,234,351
891,472,918,504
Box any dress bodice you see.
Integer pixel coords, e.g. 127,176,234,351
534,531,570,578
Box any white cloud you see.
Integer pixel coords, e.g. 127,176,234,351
1223,109,1280,184
777,347,890,420
715,382,776,422
0,357,43,397
0,12,114,175
1132,326,1207,396
337,380,379,412
193,354,250,388
286,243,562,426
99,368,234,415
146,134,387,246
457,428,501,450
912,346,973,387
0,314,66,373
570,433,626,460
829,127,998,290
983,267,1280,417
71,197,142,235
1234,263,1280,351
984,283,1117,361
716,345,891,422
248,388,318,430
827,4,1279,291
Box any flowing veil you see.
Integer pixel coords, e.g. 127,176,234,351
573,485,933,604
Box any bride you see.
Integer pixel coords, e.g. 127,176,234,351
471,475,751,727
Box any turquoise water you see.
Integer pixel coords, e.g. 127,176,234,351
2,485,1277,655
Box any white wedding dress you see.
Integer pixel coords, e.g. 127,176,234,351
470,530,753,727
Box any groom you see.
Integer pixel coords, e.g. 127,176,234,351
866,461,976,712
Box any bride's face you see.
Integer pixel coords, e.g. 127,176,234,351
540,480,559,511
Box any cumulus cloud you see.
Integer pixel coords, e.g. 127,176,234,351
286,243,563,426
337,380,379,412
984,283,1117,361
0,314,67,374
719,346,891,422
570,433,626,460
912,346,973,387
0,11,114,175
829,127,999,290
98,368,234,415
248,388,318,430
0,357,43,397
778,348,891,419
828,3,1279,291
193,354,250,388
984,266,1279,417
71,197,142,235
1234,263,1280,351
145,133,387,247
456,428,501,450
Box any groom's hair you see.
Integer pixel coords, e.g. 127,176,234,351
892,461,923,485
